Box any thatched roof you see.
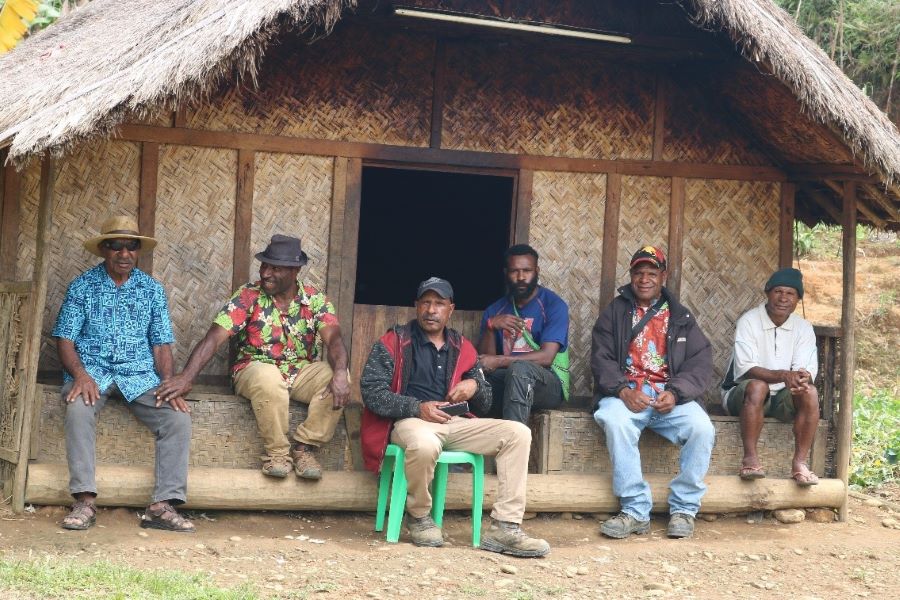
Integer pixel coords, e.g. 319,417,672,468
0,0,897,224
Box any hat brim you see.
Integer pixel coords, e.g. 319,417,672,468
630,257,665,270
83,234,157,257
255,251,309,268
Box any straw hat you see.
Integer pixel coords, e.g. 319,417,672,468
83,215,157,257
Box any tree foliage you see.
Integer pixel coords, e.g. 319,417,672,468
775,0,900,123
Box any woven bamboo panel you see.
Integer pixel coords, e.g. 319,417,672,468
155,145,235,377
251,153,333,290
37,386,347,470
443,43,654,159
188,26,432,147
125,111,172,127
680,179,779,403
615,176,671,285
0,292,28,453
529,171,606,397
40,140,142,373
663,76,772,166
14,158,41,281
530,410,827,478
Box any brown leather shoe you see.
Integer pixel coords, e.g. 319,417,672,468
292,444,322,480
261,455,293,478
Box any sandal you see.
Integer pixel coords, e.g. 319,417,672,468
739,465,766,480
791,467,820,487
140,502,196,533
61,500,97,530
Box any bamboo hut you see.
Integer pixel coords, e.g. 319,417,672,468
0,0,897,519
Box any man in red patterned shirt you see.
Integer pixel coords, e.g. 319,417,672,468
157,235,350,480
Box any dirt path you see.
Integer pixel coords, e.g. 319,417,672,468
2,494,898,599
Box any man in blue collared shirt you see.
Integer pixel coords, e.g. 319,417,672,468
52,216,194,533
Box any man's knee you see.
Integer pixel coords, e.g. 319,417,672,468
301,361,335,391
401,431,442,461
688,414,716,445
495,420,532,445
65,399,96,426
794,385,819,414
162,411,192,440
506,361,538,381
744,380,769,404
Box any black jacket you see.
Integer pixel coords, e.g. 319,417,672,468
590,285,712,405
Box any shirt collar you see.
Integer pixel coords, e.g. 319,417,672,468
759,303,794,331
411,320,447,351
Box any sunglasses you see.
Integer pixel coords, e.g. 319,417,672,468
102,239,141,251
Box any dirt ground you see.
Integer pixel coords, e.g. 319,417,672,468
1,492,898,599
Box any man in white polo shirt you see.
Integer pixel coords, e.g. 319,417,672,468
721,268,820,486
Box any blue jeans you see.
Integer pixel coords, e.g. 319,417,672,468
593,385,715,521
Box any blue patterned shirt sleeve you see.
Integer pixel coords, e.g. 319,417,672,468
148,283,175,346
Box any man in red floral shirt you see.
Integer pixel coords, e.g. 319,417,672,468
157,235,350,480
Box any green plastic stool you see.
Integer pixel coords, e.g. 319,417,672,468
375,443,485,546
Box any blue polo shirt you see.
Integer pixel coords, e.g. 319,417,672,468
52,264,175,401
480,287,569,355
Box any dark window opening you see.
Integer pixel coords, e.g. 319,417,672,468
355,166,514,310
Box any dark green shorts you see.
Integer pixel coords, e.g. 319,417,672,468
724,379,795,423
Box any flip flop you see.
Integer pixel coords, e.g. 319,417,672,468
792,469,820,487
739,465,766,480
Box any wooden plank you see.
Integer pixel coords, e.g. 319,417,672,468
326,158,349,306
138,142,158,275
1,156,21,279
779,182,795,269
0,281,31,294
861,183,899,222
429,39,447,149
12,157,55,513
598,172,621,307
820,336,835,419
800,183,842,224
547,413,564,472
337,158,362,357
651,74,666,161
25,463,846,512
233,149,255,290
0,447,16,464
667,177,685,297
0,295,13,426
787,163,877,182
342,404,364,472
836,181,857,522
116,124,788,182
513,169,533,244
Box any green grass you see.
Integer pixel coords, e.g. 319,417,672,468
0,557,257,600
851,387,900,488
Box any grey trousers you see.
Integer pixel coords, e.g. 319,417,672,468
63,382,191,504
485,362,564,424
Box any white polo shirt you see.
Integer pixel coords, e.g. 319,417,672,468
722,303,818,409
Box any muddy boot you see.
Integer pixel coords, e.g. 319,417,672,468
407,514,443,547
600,512,650,539
261,455,292,478
481,520,550,558
667,513,695,539
292,443,323,480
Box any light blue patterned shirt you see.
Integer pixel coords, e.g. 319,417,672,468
52,264,175,401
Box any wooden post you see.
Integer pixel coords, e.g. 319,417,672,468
779,182,796,269
599,173,621,307
836,181,857,522
0,154,21,279
667,177,685,297
138,142,158,275
233,149,255,290
513,169,533,244
336,158,362,355
12,157,55,513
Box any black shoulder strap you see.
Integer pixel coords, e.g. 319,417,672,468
629,297,666,342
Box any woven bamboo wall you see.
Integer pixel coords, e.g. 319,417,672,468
34,140,142,372
615,176,671,285
155,145,236,377
251,153,334,290
188,26,433,147
14,158,40,281
443,43,654,159
529,171,606,397
680,179,779,403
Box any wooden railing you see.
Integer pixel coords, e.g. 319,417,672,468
814,325,842,421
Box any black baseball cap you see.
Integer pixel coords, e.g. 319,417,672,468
416,277,454,301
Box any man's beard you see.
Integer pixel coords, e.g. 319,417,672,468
508,275,538,302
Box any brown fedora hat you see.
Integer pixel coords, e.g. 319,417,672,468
83,215,157,257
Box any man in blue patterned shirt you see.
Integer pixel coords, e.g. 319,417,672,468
52,216,194,533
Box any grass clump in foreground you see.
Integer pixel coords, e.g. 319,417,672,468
0,557,256,600
851,387,900,489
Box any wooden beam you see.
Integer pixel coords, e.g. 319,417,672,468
779,182,795,269
799,184,842,224
12,157,55,513
599,173,621,307
429,39,447,149
836,181,857,522
824,180,886,228
667,177,685,297
25,463,845,512
0,154,21,279
861,183,899,222
513,169,533,244
233,149,255,290
336,158,362,355
326,157,349,305
652,74,666,161
138,142,158,275
116,124,787,182
787,163,878,182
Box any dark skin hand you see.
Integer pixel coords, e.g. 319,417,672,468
487,314,526,338
418,380,478,423
619,387,676,414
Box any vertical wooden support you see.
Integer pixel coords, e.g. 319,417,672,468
836,181,857,522
652,75,666,161
429,39,447,150
326,157,349,305
1,155,21,279
599,173,621,307
513,169,533,244
12,157,55,513
138,142,159,275
233,149,255,290
779,182,796,269
667,177,685,297
336,158,362,355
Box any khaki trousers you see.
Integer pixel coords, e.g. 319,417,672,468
233,361,342,458
390,417,532,524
